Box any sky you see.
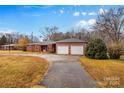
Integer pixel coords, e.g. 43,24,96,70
0,5,120,39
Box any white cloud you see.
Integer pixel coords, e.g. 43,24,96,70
0,28,16,34
99,8,104,14
81,12,87,16
88,19,96,25
73,12,80,16
99,8,108,15
59,10,64,14
77,20,87,26
76,19,96,27
53,9,64,15
88,12,97,16
73,11,97,16
22,5,54,9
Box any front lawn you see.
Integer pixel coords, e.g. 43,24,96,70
0,56,49,88
80,56,124,88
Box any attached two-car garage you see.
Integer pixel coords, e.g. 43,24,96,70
56,38,86,55
57,45,84,55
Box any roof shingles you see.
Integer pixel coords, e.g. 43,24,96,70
56,38,87,43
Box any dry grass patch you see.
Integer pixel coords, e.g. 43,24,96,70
0,50,47,54
80,57,124,88
0,56,49,88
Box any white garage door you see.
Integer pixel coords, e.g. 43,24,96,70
71,46,83,55
57,46,69,54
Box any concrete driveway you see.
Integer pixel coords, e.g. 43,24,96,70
39,54,80,62
39,54,96,88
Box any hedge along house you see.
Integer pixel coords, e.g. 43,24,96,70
26,38,87,55
26,41,56,53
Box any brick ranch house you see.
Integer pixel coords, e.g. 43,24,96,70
26,41,56,53
27,38,87,55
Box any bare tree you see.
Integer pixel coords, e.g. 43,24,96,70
94,6,124,59
65,27,91,41
30,32,34,43
75,28,91,41
39,26,59,41
94,7,124,44
39,26,92,41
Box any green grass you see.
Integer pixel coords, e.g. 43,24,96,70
80,56,124,88
0,56,49,88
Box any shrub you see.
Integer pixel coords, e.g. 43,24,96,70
95,52,108,59
85,39,108,59
15,45,26,51
108,43,122,59
18,37,29,51
22,46,27,51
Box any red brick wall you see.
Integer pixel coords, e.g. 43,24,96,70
26,44,56,53
34,45,41,52
26,45,33,52
27,45,42,52
47,44,56,53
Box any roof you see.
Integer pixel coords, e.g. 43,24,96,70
28,43,42,46
1,44,16,46
56,38,87,43
27,38,87,45
41,41,56,45
28,41,55,46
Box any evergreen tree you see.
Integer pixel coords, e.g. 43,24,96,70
0,35,7,45
85,39,108,59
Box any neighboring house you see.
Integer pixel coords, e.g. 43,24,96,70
0,44,17,50
27,38,87,55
